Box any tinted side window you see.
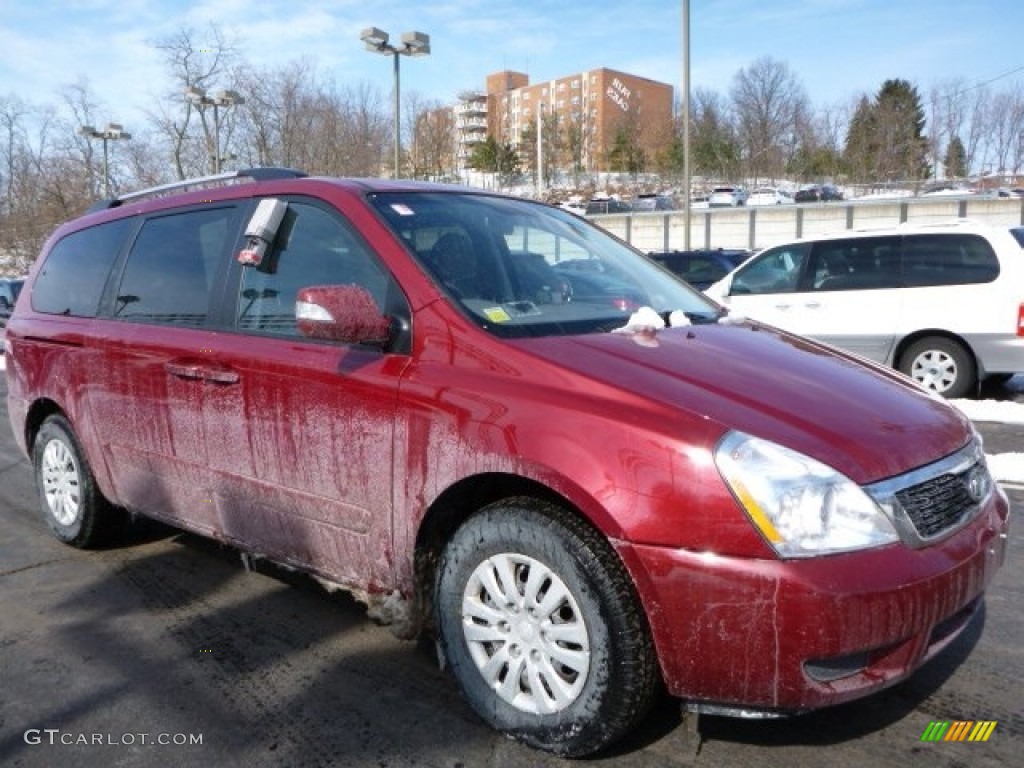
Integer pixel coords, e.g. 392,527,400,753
114,208,234,326
681,255,730,286
730,244,811,295
806,236,901,291
237,201,392,338
902,234,999,287
32,218,133,316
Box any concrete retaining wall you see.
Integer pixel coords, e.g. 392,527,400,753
591,197,1024,252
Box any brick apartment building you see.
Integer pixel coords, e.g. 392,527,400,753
455,68,674,175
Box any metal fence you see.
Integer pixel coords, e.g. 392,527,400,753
591,197,1024,253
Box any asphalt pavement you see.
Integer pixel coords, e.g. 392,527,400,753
0,373,1020,768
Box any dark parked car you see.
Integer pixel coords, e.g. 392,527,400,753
0,277,23,316
794,184,843,203
5,168,1008,757
584,197,632,215
647,248,751,290
0,277,24,349
631,193,675,211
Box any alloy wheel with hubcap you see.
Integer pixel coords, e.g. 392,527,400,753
435,499,658,757
899,336,975,399
32,415,116,548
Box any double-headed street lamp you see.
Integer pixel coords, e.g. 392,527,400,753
360,27,431,178
80,123,131,198
184,87,245,174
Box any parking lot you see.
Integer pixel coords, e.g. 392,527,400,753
0,371,1020,768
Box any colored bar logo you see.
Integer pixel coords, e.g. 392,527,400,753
921,721,997,742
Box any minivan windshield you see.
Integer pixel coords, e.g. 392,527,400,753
368,191,719,338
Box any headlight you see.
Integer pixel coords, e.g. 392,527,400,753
715,431,900,557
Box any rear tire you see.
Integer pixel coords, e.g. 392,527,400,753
898,337,975,399
33,415,117,548
435,498,658,757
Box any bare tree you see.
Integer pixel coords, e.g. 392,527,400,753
986,83,1024,176
409,96,455,180
730,57,810,181
148,24,240,178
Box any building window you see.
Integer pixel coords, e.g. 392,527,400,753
572,79,580,89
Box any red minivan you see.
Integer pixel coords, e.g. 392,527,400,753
4,169,1010,756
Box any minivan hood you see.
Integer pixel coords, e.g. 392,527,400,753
514,322,971,484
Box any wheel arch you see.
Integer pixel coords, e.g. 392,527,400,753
412,472,635,638
24,398,65,454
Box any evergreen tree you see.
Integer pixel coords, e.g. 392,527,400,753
843,96,877,183
944,135,967,178
468,135,519,181
873,79,929,182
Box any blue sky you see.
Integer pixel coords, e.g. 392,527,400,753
2,0,1023,131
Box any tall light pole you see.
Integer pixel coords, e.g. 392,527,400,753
682,0,692,249
360,27,431,178
536,102,545,196
80,123,131,198
184,87,245,174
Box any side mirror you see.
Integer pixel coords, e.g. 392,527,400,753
295,285,392,346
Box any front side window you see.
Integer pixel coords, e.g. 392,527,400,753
902,234,1000,287
114,207,234,326
730,244,811,295
32,218,133,317
368,191,718,338
236,201,392,338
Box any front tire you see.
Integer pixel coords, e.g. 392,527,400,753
33,415,116,548
435,499,658,757
898,337,975,399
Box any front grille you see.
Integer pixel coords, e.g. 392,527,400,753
866,439,990,548
895,471,975,538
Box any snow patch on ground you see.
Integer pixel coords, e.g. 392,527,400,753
950,397,1024,425
986,453,1024,486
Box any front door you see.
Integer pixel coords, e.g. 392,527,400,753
200,199,411,589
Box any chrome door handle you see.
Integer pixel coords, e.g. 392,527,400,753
204,368,240,385
164,361,204,380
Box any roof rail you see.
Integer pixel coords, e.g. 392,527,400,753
86,167,307,212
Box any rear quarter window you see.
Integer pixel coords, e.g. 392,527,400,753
32,218,134,317
901,234,1000,287
1011,227,1024,248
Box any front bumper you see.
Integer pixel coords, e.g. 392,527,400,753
618,487,1009,712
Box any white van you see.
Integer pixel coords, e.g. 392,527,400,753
705,221,1024,398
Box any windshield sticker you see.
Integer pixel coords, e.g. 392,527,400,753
390,203,415,216
483,307,511,323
